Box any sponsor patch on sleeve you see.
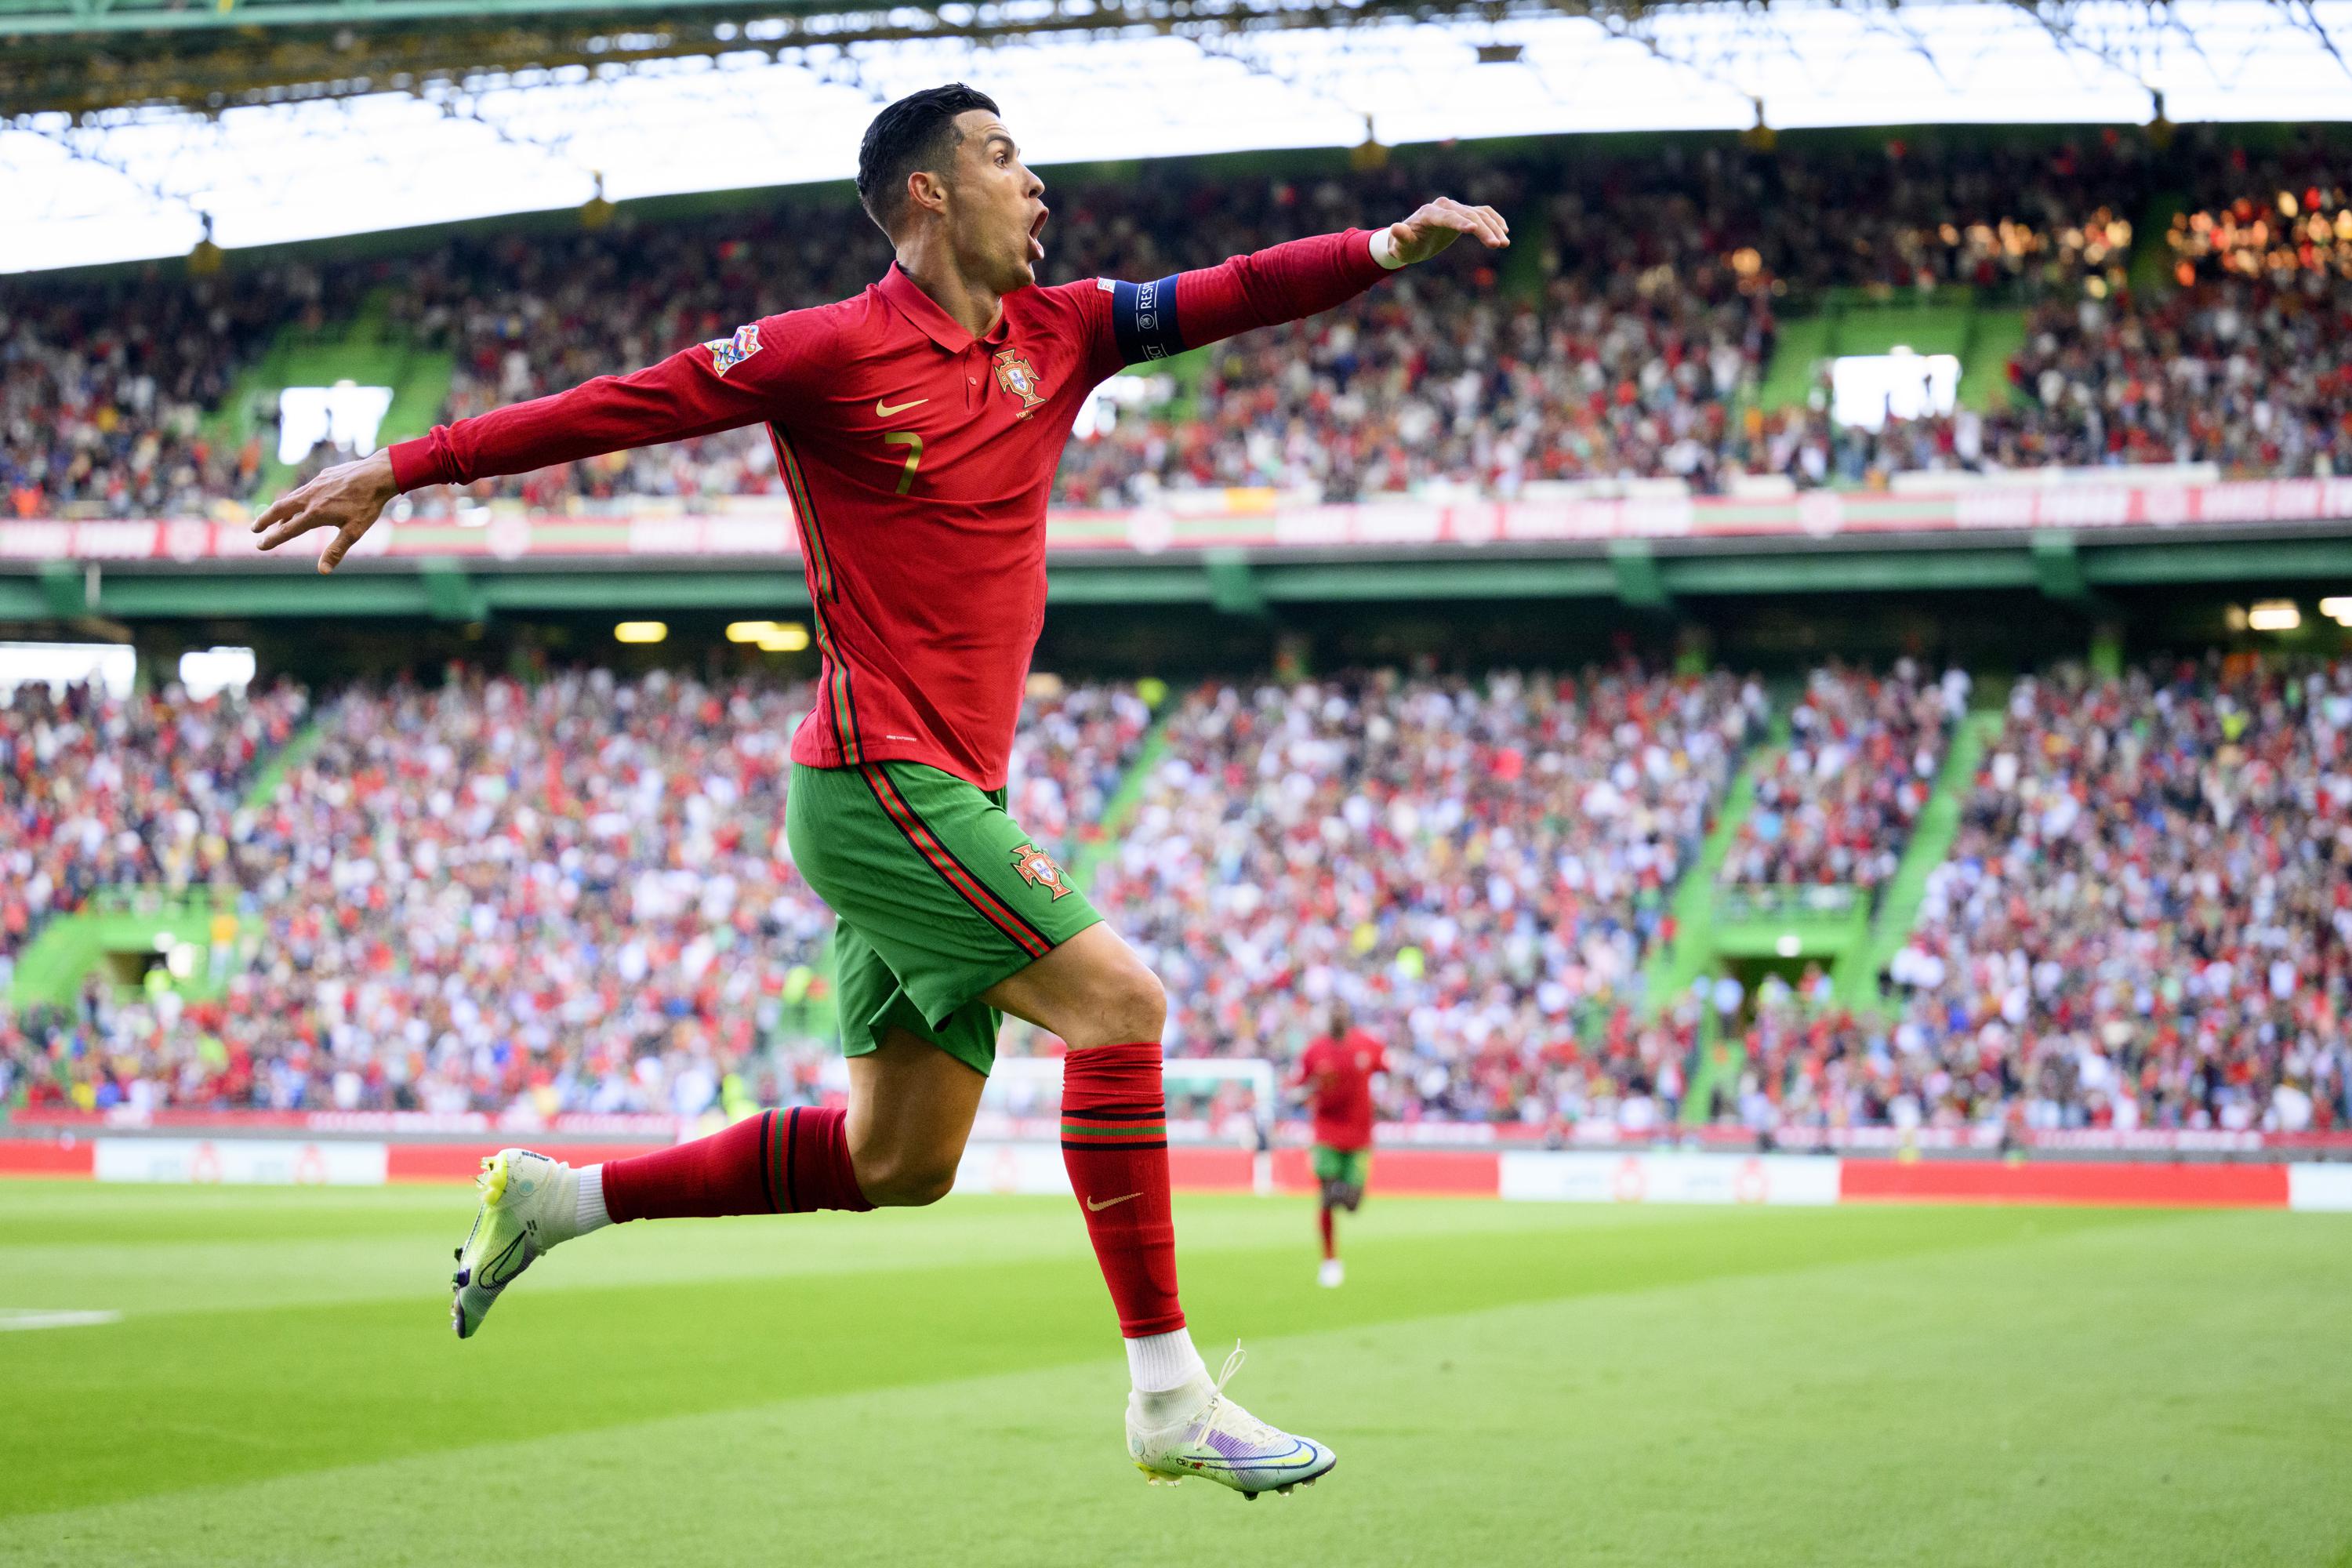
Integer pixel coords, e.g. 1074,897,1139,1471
702,322,763,376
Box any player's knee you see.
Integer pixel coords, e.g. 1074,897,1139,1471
1098,961,1166,1044
855,1152,959,1207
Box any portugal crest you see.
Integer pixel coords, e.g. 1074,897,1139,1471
1009,841,1073,899
993,349,1047,416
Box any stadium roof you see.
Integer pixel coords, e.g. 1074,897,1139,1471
8,0,2352,274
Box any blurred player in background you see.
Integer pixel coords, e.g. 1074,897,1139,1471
1294,1002,1387,1288
253,82,1504,1498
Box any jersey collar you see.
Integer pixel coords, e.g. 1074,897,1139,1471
877,262,1013,353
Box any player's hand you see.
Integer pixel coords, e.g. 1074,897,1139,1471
1385,198,1510,265
250,450,399,574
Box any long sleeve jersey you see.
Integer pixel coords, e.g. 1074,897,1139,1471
389,229,1397,789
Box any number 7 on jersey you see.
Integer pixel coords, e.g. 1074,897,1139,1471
883,431,924,495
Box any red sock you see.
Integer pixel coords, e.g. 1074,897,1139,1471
603,1107,873,1222
1061,1043,1184,1337
1319,1204,1336,1261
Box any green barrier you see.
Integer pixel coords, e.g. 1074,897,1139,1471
1644,742,1777,1013
1063,678,1174,897
8,888,239,1010
1840,707,2002,1013
206,286,457,506
1756,293,2024,416
238,717,327,812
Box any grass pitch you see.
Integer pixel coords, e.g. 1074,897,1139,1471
1,1181,2347,1566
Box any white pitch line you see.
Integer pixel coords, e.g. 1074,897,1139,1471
0,1308,125,1332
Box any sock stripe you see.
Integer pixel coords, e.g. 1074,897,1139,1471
757,1109,778,1213
1062,1123,1168,1139
1059,1106,1163,1121
782,1107,802,1213
1062,1141,1167,1153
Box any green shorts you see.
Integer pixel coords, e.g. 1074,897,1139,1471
1312,1145,1371,1187
786,760,1102,1077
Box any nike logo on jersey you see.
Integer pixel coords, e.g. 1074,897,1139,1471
1086,1192,1141,1212
875,397,928,417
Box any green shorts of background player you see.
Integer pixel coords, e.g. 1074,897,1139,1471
1312,1144,1371,1213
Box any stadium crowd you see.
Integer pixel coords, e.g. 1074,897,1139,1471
0,672,1150,1117
1,263,353,519
0,677,308,962
10,128,2350,522
3,655,2349,1136
1721,657,2352,1135
1719,661,1962,892
1088,666,1763,1125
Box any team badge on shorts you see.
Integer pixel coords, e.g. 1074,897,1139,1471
703,323,763,376
993,350,1046,416
1009,841,1073,898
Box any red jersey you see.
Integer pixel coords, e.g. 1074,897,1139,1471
390,231,1392,789
1294,1029,1387,1152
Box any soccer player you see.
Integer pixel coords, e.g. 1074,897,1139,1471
252,82,1506,1498
1293,1002,1388,1287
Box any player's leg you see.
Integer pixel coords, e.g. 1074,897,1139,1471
448,927,992,1336
1338,1149,1370,1213
843,1023,985,1205
793,758,1328,1493
448,761,999,1338
982,924,1337,1494
1311,1145,1345,1287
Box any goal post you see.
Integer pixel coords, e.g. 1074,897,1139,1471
978,1054,1281,1194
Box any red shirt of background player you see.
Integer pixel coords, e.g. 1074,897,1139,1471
1294,1029,1387,1152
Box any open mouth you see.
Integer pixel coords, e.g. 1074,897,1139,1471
1029,208,1049,263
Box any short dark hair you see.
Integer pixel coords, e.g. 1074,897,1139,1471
856,83,1000,235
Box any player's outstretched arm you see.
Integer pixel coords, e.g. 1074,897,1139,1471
251,452,400,574
1105,197,1508,365
1381,196,1512,266
254,317,822,573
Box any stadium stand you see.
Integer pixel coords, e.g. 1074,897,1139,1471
9,127,2349,523
1873,657,2352,1134
1719,661,1964,893
3,658,2349,1139
0,673,1151,1115
0,678,308,961
2,265,356,518
1087,666,1762,1122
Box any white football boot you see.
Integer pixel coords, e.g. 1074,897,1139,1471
1318,1258,1345,1288
1128,1344,1338,1499
450,1149,581,1338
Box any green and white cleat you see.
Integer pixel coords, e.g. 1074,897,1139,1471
450,1149,579,1339
1128,1344,1338,1499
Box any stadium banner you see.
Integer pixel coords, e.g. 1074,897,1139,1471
16,1109,2352,1160
382,1142,683,1183
0,1137,96,1177
92,1137,388,1185
2287,1164,2352,1213
13,1106,2349,1154
18,1135,2350,1210
14,476,2352,566
955,1141,1072,1197
7,1107,692,1139
1837,1159,2292,1207
1498,1151,1841,1206
1275,1145,1501,1196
